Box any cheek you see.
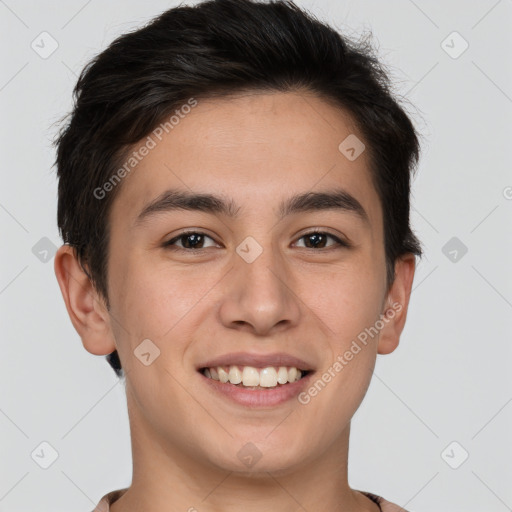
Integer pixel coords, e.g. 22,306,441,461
110,255,219,350
301,263,384,346
296,272,382,426
314,263,383,407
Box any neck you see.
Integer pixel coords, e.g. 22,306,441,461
110,386,379,512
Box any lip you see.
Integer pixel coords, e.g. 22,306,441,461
199,370,315,407
196,351,315,371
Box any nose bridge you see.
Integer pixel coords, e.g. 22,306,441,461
219,234,301,334
237,233,287,300
239,235,284,290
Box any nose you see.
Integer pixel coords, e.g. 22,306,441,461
217,241,301,336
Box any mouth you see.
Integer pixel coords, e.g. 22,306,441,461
197,367,315,410
195,352,316,407
198,365,313,389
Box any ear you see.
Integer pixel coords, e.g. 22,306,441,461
54,244,117,356
377,253,416,355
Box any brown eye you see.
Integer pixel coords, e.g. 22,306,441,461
295,231,349,249
164,231,218,250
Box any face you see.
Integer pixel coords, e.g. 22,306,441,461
60,91,414,477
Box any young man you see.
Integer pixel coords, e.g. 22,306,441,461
53,0,422,510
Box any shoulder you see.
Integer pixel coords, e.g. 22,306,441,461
91,488,129,512
92,488,407,512
359,490,410,512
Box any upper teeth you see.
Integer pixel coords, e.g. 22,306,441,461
203,365,304,387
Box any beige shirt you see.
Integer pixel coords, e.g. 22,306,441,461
92,488,409,511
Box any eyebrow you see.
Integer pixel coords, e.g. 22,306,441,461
133,187,370,228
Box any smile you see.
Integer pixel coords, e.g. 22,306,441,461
200,364,311,388
198,365,315,407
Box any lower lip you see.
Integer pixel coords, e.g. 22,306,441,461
199,371,314,407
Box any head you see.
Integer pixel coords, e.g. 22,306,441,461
54,0,421,475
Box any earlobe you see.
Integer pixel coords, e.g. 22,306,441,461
54,245,117,356
377,253,416,355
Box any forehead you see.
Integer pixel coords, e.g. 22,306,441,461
109,91,381,229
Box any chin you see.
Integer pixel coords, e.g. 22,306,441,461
206,437,308,476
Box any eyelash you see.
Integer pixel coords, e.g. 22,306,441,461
162,229,351,251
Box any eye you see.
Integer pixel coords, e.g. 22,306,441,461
163,231,219,250
294,230,350,250
162,229,350,251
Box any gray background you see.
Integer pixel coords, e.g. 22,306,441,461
1,1,511,511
